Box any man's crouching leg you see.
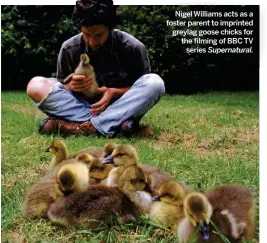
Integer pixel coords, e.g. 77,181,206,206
27,76,97,136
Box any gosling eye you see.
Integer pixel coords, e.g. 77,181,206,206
130,179,144,184
116,153,124,157
130,179,137,184
136,179,145,183
90,167,99,172
162,193,173,198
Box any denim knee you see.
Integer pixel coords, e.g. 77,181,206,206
141,73,165,97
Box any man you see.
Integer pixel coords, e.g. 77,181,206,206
26,0,165,137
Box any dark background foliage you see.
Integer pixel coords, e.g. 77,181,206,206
1,5,259,93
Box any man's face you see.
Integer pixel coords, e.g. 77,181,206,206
81,25,109,51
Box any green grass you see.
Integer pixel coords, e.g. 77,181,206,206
1,91,259,242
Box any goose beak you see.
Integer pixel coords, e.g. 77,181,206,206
152,195,161,201
102,154,114,164
199,221,210,241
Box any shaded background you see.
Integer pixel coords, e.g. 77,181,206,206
1,5,259,94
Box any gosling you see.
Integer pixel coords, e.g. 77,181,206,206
76,152,114,184
117,165,152,215
149,180,186,231
177,184,256,243
102,144,139,188
56,161,89,195
62,53,99,98
45,139,68,167
22,159,89,218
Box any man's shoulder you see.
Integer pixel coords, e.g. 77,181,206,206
61,33,83,50
114,29,145,51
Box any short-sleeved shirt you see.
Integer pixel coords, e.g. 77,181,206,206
56,29,151,88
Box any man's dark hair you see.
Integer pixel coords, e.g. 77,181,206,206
72,0,120,28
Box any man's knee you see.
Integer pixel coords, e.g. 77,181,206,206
142,73,165,97
27,76,56,103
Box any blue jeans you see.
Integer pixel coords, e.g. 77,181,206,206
37,73,165,136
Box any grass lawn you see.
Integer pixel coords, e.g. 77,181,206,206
1,91,259,243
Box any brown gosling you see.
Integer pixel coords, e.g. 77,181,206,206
177,184,256,243
139,164,173,194
22,159,89,218
149,180,186,231
47,185,141,228
62,53,99,98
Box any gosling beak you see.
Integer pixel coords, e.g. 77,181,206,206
45,147,50,152
199,221,210,241
102,154,114,164
152,195,161,201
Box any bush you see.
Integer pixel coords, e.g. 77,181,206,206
2,5,77,90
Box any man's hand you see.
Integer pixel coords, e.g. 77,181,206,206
90,87,115,116
65,75,93,92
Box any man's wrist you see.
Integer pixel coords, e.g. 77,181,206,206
110,87,130,97
64,82,74,92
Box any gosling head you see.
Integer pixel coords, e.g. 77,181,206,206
80,53,90,66
57,164,76,194
103,142,118,158
45,140,68,165
102,144,138,167
152,181,185,206
56,161,89,195
76,152,98,167
184,192,212,241
120,166,147,192
45,140,67,154
76,152,113,180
